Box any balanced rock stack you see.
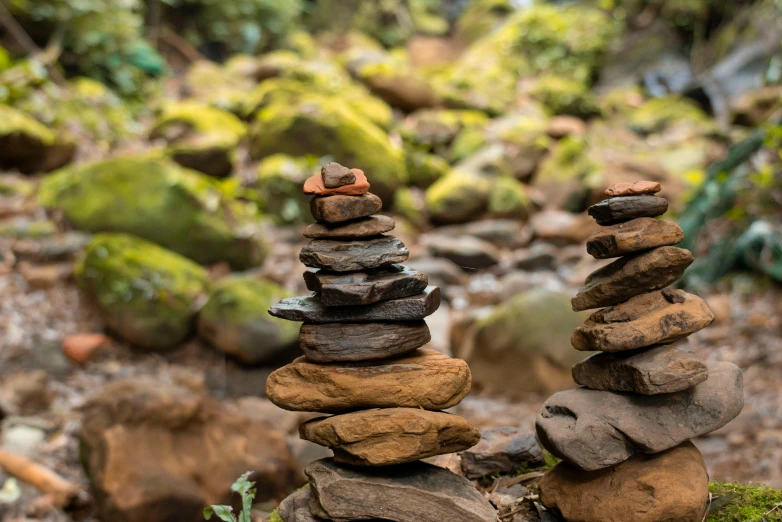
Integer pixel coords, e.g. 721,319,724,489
536,181,745,522
266,162,497,522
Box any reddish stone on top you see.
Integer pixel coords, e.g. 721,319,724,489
304,168,369,195
604,181,661,197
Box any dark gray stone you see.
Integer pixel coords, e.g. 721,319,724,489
321,162,355,188
425,234,501,270
305,458,498,522
310,193,382,224
299,321,431,362
299,236,409,272
587,196,668,226
269,286,440,323
278,487,324,522
303,215,395,239
460,427,545,479
303,264,428,306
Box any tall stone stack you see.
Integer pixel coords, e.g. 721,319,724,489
536,181,745,522
266,162,497,522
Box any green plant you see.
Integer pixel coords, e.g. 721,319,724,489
204,472,256,522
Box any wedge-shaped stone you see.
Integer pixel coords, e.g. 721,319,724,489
588,195,668,225
571,247,694,311
303,265,427,306
300,409,480,466
310,193,381,223
299,236,408,272
586,218,683,259
536,361,743,471
572,288,714,351
572,345,709,394
269,286,440,323
459,427,544,479
266,349,471,413
304,168,368,195
299,321,431,362
278,488,322,522
305,458,498,522
539,442,709,522
321,162,355,188
604,180,662,197
303,215,395,239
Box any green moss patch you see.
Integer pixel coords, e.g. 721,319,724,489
708,482,782,521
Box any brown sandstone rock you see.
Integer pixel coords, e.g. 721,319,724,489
310,193,382,223
278,487,323,522
588,195,668,225
305,458,498,522
303,265,428,306
539,442,708,522
535,361,743,470
459,427,544,479
572,345,709,394
586,217,683,259
299,236,409,272
321,162,355,188
300,409,480,466
266,348,471,413
79,378,300,522
303,215,395,239
604,180,662,197
572,288,714,351
571,246,694,311
304,168,369,195
299,321,431,362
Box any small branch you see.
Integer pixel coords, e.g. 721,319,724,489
0,0,39,56
0,449,90,509
160,26,204,64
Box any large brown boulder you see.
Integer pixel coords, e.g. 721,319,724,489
79,378,300,522
539,442,709,522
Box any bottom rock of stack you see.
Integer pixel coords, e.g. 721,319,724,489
539,441,709,522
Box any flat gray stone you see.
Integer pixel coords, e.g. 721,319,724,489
303,215,395,239
588,195,668,226
460,427,544,479
305,458,498,522
310,193,382,223
299,321,430,362
586,217,684,259
536,361,744,471
269,286,440,323
572,345,709,394
303,264,428,306
278,487,323,522
321,162,355,188
424,233,501,270
299,236,409,272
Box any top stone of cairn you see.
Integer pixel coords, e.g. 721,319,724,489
604,180,661,197
321,161,356,188
304,165,370,195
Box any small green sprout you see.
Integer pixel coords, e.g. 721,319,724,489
204,472,256,522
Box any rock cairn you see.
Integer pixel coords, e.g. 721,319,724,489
267,162,497,522
536,180,745,522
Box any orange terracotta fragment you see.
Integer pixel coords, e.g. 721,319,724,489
304,169,370,195
604,180,661,197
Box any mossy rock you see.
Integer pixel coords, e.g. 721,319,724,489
254,154,318,225
528,75,599,118
393,186,429,229
425,169,492,224
150,101,246,177
38,156,265,269
248,94,406,202
75,233,209,350
484,111,551,180
534,136,600,212
0,45,11,71
405,148,450,189
628,96,713,135
0,218,57,239
455,0,516,45
708,482,782,521
197,276,299,364
0,105,76,174
488,176,532,220
184,60,256,115
352,50,440,112
399,109,489,157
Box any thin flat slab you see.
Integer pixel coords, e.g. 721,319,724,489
310,193,382,224
572,345,709,394
459,427,544,479
604,181,662,197
588,195,668,226
266,348,471,412
269,286,440,323
572,288,714,351
299,236,409,272
571,246,694,311
321,162,355,188
305,458,498,522
300,409,480,466
303,215,395,239
535,361,743,471
304,168,369,195
303,264,428,306
299,321,430,362
586,217,683,259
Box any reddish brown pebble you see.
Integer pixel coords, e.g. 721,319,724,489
604,181,661,197
304,169,369,195
63,333,110,364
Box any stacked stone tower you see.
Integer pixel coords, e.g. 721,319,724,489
267,163,497,522
535,181,745,522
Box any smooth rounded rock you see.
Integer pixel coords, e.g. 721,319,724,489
304,168,369,195
299,321,431,362
539,442,708,522
300,409,480,466
586,217,683,259
588,195,668,225
303,265,427,306
266,348,471,413
278,487,322,522
303,215,395,239
310,193,382,223
321,162,356,189
299,236,409,272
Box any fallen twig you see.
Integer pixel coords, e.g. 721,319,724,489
0,449,89,509
496,471,546,488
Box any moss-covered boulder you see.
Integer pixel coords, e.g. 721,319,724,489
399,109,489,159
483,110,552,180
527,75,599,118
708,482,782,521
150,102,246,177
38,156,265,269
488,176,532,220
75,234,209,350
249,94,406,202
351,50,440,112
627,96,713,135
183,60,256,114
254,154,318,224
425,169,492,224
405,148,450,189
0,105,76,173
454,0,516,45
197,276,299,364
393,186,429,229
534,136,600,212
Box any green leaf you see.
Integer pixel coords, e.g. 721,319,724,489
203,505,237,522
